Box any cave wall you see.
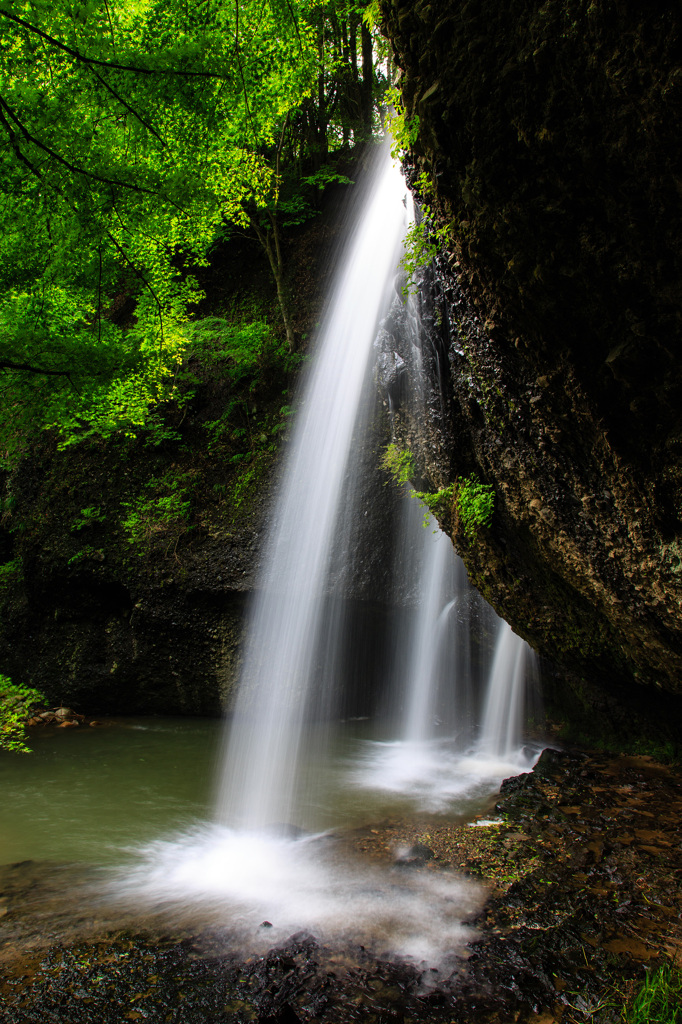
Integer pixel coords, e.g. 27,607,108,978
380,0,682,733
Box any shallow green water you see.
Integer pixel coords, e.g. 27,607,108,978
0,717,526,868
0,718,223,865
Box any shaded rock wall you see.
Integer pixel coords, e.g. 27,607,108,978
380,0,682,735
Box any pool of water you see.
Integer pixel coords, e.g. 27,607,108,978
0,717,539,867
0,717,542,965
0,718,223,865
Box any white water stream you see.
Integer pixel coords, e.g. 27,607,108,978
480,618,537,758
402,523,457,744
215,151,408,830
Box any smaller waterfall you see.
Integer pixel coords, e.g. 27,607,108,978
402,520,456,743
351,503,540,810
351,236,541,809
479,619,535,758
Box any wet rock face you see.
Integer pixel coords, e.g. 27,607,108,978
380,0,682,730
0,406,402,717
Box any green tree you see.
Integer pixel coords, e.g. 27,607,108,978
0,0,318,463
0,674,45,753
0,1,388,464
222,0,388,352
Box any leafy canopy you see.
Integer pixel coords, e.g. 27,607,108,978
0,0,319,465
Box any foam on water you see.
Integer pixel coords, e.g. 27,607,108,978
110,826,483,965
349,737,541,813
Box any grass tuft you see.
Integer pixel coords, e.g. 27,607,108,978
627,965,682,1024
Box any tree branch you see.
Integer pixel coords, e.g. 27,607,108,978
281,0,303,53
88,66,165,148
234,0,255,136
104,229,165,358
102,0,117,56
0,9,230,79
0,94,182,208
0,359,81,392
0,103,44,181
0,359,73,376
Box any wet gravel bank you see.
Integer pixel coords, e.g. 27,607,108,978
1,748,680,1023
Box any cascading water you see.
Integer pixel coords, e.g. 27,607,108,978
350,225,541,809
402,522,457,744
110,145,543,963
479,618,537,759
214,150,408,831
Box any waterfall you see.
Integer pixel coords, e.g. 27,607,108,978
215,149,408,830
111,145,543,961
401,519,451,742
349,234,541,807
401,519,466,743
479,618,534,758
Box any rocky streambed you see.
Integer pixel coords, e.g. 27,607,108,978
1,748,681,1023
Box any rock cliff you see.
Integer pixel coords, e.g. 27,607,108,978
380,0,682,738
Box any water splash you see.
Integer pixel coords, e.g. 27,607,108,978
111,824,483,965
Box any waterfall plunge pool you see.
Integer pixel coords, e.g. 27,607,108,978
1,715,541,967
1,715,541,866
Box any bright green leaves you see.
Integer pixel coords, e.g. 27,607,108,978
381,442,415,485
381,444,495,543
385,85,419,159
399,172,449,296
0,675,46,754
456,473,495,543
0,0,319,462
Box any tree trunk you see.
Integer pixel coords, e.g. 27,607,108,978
361,22,374,134
252,218,296,353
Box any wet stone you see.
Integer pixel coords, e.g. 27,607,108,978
394,843,435,867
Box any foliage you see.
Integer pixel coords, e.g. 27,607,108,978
0,674,46,753
399,172,450,296
381,444,458,529
456,473,495,542
0,557,22,590
625,964,682,1024
180,317,289,388
0,0,390,461
228,447,275,519
380,442,414,485
71,506,106,532
0,0,380,463
385,85,420,159
414,485,455,526
362,0,381,32
122,472,193,553
303,164,354,193
68,545,103,566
